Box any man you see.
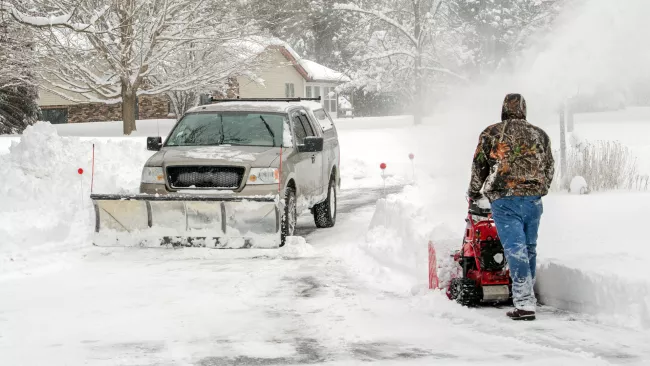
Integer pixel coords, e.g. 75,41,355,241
467,93,555,321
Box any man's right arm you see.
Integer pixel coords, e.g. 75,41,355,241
543,133,555,190
468,130,491,199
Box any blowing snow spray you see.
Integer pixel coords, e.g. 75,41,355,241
380,162,387,197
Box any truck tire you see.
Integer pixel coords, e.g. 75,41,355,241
281,187,297,247
313,177,337,228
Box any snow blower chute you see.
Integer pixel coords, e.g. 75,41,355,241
90,193,282,248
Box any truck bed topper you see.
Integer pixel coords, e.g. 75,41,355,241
210,97,322,103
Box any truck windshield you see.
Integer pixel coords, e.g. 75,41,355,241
166,112,285,147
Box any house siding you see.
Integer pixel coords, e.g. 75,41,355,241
39,95,169,123
237,49,305,98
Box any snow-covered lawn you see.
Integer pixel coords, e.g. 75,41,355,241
1,111,650,364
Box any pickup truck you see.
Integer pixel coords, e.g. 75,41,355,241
91,98,340,247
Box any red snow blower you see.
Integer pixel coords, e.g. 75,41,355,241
446,199,511,306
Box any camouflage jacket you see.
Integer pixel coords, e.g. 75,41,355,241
468,94,555,202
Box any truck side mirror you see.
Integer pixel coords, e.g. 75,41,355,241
297,136,324,153
147,136,162,151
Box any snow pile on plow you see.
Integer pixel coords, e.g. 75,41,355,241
0,123,152,271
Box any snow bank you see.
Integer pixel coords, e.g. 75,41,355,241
53,119,177,137
345,185,460,294
536,261,650,329
535,193,650,328
0,122,153,274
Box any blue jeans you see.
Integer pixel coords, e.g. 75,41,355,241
490,196,543,312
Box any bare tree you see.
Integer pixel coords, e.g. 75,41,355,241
454,0,565,76
156,38,267,119
335,0,468,124
0,8,39,134
1,0,260,135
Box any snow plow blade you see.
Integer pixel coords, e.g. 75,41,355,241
90,194,281,248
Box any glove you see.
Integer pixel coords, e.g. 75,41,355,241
467,191,483,202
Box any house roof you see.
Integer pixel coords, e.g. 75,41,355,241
230,36,351,83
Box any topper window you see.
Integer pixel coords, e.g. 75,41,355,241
313,109,334,131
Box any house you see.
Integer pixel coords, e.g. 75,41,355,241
214,37,351,118
36,37,351,124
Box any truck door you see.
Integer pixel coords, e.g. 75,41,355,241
312,109,337,188
290,110,323,204
298,110,325,199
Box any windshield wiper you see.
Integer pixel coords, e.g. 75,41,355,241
259,115,276,147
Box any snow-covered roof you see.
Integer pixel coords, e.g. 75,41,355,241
230,36,351,83
299,59,350,83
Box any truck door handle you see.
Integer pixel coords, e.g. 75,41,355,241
311,155,316,163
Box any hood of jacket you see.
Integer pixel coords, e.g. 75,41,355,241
501,93,527,121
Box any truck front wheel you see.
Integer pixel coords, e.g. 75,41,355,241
313,177,337,228
281,186,297,247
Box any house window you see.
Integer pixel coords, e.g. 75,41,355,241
285,83,295,98
306,86,312,98
40,108,68,124
323,87,337,113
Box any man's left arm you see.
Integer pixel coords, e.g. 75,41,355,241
468,131,491,199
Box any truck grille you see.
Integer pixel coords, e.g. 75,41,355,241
167,166,245,189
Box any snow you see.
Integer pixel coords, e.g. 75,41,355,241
2,110,650,363
5,5,96,32
4,0,650,361
335,108,650,329
362,183,650,329
278,236,315,258
299,59,351,82
182,147,256,162
53,119,177,137
0,122,153,274
569,176,589,194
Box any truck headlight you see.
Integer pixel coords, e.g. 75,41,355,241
141,167,165,184
248,168,279,185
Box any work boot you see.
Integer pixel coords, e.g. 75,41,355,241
507,308,536,321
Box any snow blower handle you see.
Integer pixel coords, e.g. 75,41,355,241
465,197,477,232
